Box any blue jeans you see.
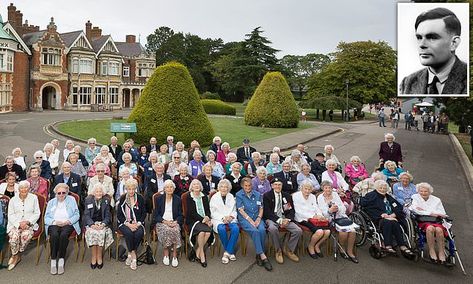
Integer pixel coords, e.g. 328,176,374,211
217,223,240,254
240,219,266,255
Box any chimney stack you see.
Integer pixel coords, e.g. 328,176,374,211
85,20,92,40
126,35,136,43
90,27,102,40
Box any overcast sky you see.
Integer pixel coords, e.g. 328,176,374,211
2,0,399,56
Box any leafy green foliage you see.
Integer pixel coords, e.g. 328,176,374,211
127,62,214,145
305,41,396,104
245,72,298,128
300,96,362,110
201,99,236,115
201,91,221,100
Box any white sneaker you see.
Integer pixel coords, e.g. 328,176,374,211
163,256,170,266
229,254,237,261
171,257,178,267
222,252,230,264
125,254,132,266
130,259,137,270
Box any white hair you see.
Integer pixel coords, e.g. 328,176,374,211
43,143,54,152
87,137,97,144
371,172,386,181
384,133,395,141
374,180,388,190
193,149,202,158
384,160,396,169
163,179,176,189
167,135,174,141
416,182,433,193
251,151,261,159
221,142,230,149
399,172,413,182
324,145,334,152
272,146,280,153
291,149,301,157
122,152,132,161
92,183,104,193
326,159,337,167
33,150,43,159
350,156,361,163
255,166,267,176
18,180,30,189
213,136,221,143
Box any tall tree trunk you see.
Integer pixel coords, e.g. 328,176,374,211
316,109,320,119
322,110,326,121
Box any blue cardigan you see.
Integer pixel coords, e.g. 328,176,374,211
45,195,81,236
152,194,183,227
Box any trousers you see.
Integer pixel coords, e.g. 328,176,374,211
266,219,302,252
217,223,240,254
119,225,144,252
48,225,74,259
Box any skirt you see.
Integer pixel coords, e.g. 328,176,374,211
189,222,214,248
85,227,114,249
418,222,448,237
156,223,182,248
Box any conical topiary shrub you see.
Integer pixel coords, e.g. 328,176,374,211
244,72,299,128
127,62,214,145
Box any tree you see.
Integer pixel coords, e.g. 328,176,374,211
305,41,397,104
127,62,214,145
280,53,331,98
244,72,299,128
146,26,175,53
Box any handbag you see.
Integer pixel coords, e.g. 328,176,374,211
308,218,329,228
415,215,441,223
334,217,354,227
136,242,156,265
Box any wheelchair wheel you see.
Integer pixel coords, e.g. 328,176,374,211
369,245,382,259
404,216,416,250
350,211,367,247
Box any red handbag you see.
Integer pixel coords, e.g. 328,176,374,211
308,218,329,228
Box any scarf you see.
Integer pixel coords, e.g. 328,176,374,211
328,171,339,189
125,193,137,222
191,192,205,218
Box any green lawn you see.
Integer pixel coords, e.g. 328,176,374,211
57,116,314,148
225,102,246,117
448,122,472,164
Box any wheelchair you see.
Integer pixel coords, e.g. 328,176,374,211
349,206,416,260
410,213,467,275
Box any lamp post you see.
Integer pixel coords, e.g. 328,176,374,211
345,79,349,121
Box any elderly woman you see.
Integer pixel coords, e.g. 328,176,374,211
381,160,405,184
153,180,182,267
318,181,358,263
393,172,416,207
205,150,225,179
188,140,207,163
353,172,390,197
297,164,320,192
284,149,306,172
0,172,19,198
293,180,330,259
115,168,133,203
186,179,214,267
324,145,340,165
210,179,239,264
88,163,115,206
167,151,185,178
85,138,100,165
210,136,222,154
68,153,87,179
158,144,171,165
0,156,26,182
198,164,220,195
379,133,403,166
225,162,245,196
32,151,52,180
175,142,189,164
409,183,450,265
251,167,271,195
344,156,369,186
173,163,194,197
27,165,49,199
117,179,146,270
63,140,75,161
145,163,171,213
43,143,59,175
224,153,239,175
97,145,116,168
246,152,265,177
87,157,111,177
45,183,81,275
73,145,89,168
137,145,149,171
217,142,231,168
6,180,40,270
361,180,415,258
188,150,205,178
143,151,159,185
266,153,282,176
273,146,285,164
119,153,138,178
236,177,272,271
83,183,114,269
117,142,137,168
12,148,26,171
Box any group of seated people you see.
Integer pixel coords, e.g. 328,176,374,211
0,132,452,274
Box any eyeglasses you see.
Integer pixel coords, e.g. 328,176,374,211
35,157,42,159
173,157,180,159
56,192,67,195
96,170,105,173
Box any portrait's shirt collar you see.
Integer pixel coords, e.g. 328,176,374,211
427,56,456,84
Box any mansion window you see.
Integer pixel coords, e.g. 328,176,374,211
95,87,106,104
0,49,14,72
71,86,91,105
109,87,119,104
72,58,93,74
123,66,130,77
100,61,120,76
41,47,61,66
137,62,154,77
0,83,12,108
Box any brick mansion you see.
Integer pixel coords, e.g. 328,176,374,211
0,3,155,113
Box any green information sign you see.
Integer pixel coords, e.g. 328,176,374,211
110,123,137,134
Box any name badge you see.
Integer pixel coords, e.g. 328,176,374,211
78,159,82,162
87,204,93,209
148,167,152,171
72,183,78,187
193,166,197,169
151,179,156,183
287,181,292,185
211,182,215,188
141,157,145,160
184,177,189,181
258,185,263,188
283,197,287,203
256,201,261,205
392,203,397,208
233,179,238,183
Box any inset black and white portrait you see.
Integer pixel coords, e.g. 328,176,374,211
398,3,469,97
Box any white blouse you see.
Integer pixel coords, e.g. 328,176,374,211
321,171,349,192
162,199,173,221
409,193,446,216
292,191,322,222
209,192,237,233
317,191,347,220
53,201,69,223
0,183,19,195
7,193,40,233
14,157,26,170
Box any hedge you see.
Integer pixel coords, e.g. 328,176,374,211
127,62,214,146
201,99,236,115
201,91,221,100
244,72,299,128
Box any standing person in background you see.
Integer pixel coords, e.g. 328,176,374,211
392,110,400,129
378,108,386,127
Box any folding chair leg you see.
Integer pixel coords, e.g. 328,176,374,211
75,238,80,262
81,237,86,262
35,237,42,265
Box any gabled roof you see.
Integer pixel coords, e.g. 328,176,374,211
60,30,93,54
22,30,46,46
91,35,120,56
3,22,32,55
115,42,147,58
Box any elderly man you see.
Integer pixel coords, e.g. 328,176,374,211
274,161,298,194
400,7,467,95
236,138,256,165
297,144,312,164
166,136,175,155
0,156,26,182
53,162,82,199
147,137,159,153
263,178,302,264
108,136,122,162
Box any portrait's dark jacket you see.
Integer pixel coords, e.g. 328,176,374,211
400,56,467,95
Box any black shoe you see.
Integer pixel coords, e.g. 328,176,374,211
315,250,324,258
262,259,272,271
97,262,103,269
348,255,359,264
90,262,97,269
200,260,207,268
306,247,318,259
256,255,263,266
